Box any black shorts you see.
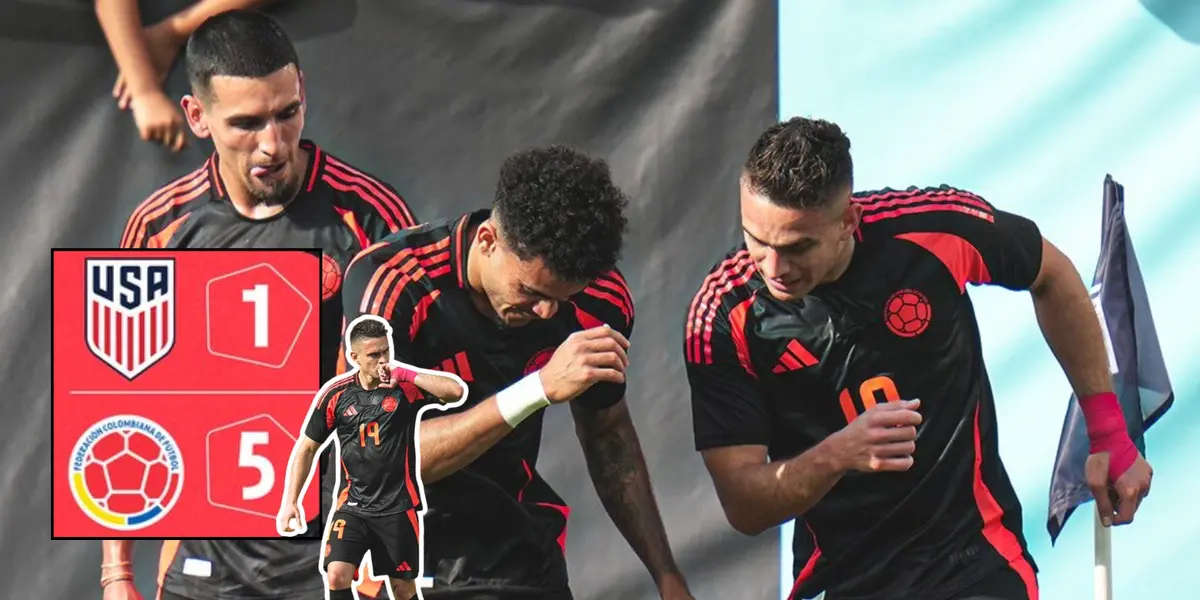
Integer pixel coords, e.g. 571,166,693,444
946,565,1038,600
324,508,421,581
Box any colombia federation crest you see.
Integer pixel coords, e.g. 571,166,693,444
69,415,185,532
85,258,176,379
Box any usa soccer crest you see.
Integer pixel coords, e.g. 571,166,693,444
86,259,176,379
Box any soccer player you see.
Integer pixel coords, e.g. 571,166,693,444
101,10,417,600
95,0,281,152
342,146,694,599
279,315,465,600
684,117,1154,600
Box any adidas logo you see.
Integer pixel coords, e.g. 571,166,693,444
396,561,412,572
342,405,358,417
772,340,818,374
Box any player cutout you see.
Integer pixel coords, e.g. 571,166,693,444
103,10,418,600
684,117,1154,600
279,315,466,600
341,146,694,599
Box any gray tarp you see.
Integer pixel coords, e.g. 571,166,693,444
2,1,778,598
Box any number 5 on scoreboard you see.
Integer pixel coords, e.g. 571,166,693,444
239,431,274,501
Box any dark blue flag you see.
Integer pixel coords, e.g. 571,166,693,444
1046,175,1174,543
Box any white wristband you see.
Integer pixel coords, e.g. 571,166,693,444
495,372,551,428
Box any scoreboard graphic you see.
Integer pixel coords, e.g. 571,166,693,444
51,249,324,539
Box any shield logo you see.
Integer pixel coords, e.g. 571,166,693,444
86,259,176,379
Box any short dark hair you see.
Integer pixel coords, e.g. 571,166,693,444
743,117,854,210
348,318,389,346
185,10,299,100
492,145,628,283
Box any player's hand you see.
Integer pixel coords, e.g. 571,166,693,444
102,579,143,600
276,502,305,537
1086,450,1152,527
828,399,922,473
113,19,185,110
378,362,397,388
128,91,188,153
539,325,630,404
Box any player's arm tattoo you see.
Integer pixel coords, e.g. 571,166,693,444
571,398,682,584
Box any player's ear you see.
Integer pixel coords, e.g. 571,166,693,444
181,95,211,139
477,220,498,257
841,201,862,236
297,69,307,106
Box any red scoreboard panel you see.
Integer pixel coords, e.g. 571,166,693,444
52,249,324,539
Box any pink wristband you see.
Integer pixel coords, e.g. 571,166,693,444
387,362,418,384
1079,392,1138,481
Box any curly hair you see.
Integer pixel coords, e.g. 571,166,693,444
492,146,629,283
186,10,299,102
743,117,853,210
348,317,389,345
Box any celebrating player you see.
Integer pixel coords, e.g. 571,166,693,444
102,10,417,600
684,117,1154,600
342,146,694,599
279,315,465,600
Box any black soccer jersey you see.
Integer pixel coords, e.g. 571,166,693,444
341,209,635,596
120,140,417,600
686,186,1044,600
304,372,428,515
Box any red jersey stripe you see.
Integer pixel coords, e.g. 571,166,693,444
334,206,371,250
128,179,211,249
453,351,473,382
972,405,1039,600
862,202,994,225
325,156,417,228
208,154,225,197
379,251,451,318
685,250,751,362
895,231,993,292
701,263,758,364
146,213,191,249
322,170,404,233
120,166,208,248
305,145,323,192
574,305,605,330
325,389,346,430
686,253,756,364
362,242,451,320
859,188,993,215
360,249,413,315
592,273,634,320
728,295,757,379
786,524,822,600
409,289,440,341
347,241,389,280
404,446,420,508
452,215,469,288
581,286,633,324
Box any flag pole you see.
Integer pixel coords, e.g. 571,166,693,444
1094,506,1113,600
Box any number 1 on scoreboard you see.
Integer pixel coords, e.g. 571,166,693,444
242,284,269,348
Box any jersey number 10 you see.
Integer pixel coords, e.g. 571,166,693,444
838,375,902,424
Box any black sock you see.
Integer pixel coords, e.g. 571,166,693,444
329,588,354,600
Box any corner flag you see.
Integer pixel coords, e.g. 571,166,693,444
1046,174,1174,544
